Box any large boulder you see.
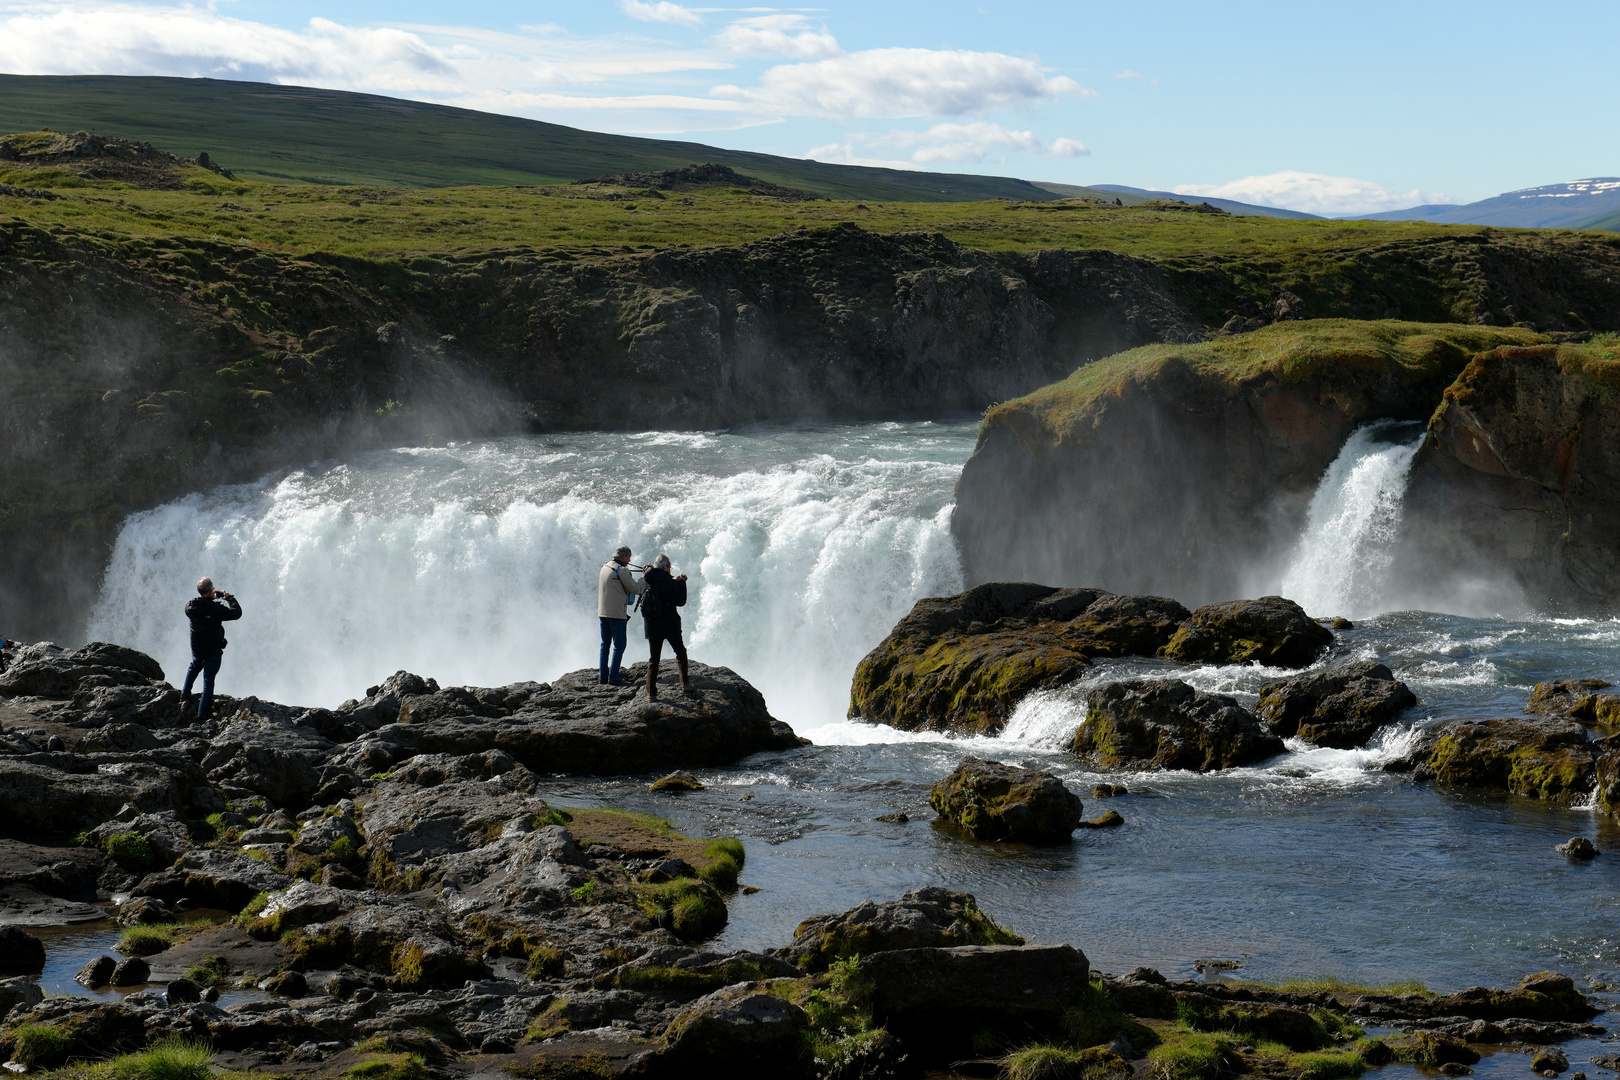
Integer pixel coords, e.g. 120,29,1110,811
770,887,1022,973
928,757,1082,842
131,849,293,911
1162,596,1333,667
361,758,552,866
860,944,1091,1056
1416,718,1596,802
659,986,810,1075
1075,679,1286,771
0,642,165,698
201,712,332,810
0,758,186,833
1527,679,1620,732
0,974,42,1018
333,662,805,776
0,927,45,973
1254,661,1417,748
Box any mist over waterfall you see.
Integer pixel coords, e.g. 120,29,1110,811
89,422,976,732
1277,420,1426,619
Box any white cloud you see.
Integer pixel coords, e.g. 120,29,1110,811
826,122,1086,164
1172,171,1450,216
619,1,701,28
714,15,840,59
803,142,923,170
713,47,1091,119
1048,137,1089,157
0,7,457,90
1112,70,1157,85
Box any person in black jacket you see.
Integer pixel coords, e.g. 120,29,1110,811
639,554,689,702
183,576,242,721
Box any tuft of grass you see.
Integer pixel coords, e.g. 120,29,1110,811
1291,1050,1368,1080
500,1053,611,1079
343,1054,429,1080
183,955,231,989
524,997,570,1043
1146,1028,1245,1080
570,881,596,904
116,925,175,957
610,959,775,996
111,1037,214,1080
524,945,568,981
1271,974,1430,997
1003,1044,1128,1080
103,832,157,867
636,878,727,940
8,1023,77,1068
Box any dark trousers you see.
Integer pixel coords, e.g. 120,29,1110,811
183,650,223,720
599,617,628,682
647,633,687,665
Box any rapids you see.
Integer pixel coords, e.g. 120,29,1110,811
87,418,1620,995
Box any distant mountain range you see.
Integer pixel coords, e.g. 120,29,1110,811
1359,179,1620,230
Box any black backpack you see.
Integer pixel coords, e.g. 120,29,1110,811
639,577,667,620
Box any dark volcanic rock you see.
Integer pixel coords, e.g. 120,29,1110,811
928,756,1083,842
335,662,804,775
771,887,1023,973
109,956,150,986
659,986,811,1074
76,955,116,988
0,974,42,1018
860,944,1091,1056
1557,836,1600,859
0,926,45,973
1413,718,1596,802
1254,660,1417,748
0,757,187,833
1527,679,1620,731
132,849,293,911
1075,679,1286,771
1162,596,1332,668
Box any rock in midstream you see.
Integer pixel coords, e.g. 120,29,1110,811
928,756,1084,843
1254,660,1417,748
1074,678,1286,771
848,582,1334,735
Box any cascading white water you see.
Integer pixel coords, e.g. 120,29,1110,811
88,422,976,734
1278,420,1426,619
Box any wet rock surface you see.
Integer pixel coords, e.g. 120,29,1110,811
928,756,1084,842
1394,717,1601,803
1075,678,1287,771
850,583,1333,734
1255,660,1418,748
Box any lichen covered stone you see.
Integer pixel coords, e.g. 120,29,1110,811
928,756,1083,842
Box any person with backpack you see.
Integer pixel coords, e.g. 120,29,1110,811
598,545,645,685
639,553,689,701
183,577,242,721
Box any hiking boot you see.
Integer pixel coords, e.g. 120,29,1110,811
646,658,660,703
677,656,691,692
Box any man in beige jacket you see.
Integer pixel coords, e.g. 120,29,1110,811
598,545,645,685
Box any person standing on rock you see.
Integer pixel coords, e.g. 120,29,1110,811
640,554,690,701
598,546,645,685
182,577,241,721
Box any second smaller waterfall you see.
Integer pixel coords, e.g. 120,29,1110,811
1279,420,1426,619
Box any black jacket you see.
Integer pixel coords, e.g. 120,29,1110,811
640,568,687,640
185,594,242,654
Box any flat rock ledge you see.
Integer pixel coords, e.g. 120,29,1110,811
849,583,1331,735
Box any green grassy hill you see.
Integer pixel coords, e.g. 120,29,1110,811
0,74,1059,203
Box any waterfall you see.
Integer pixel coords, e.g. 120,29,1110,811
1278,420,1426,619
88,422,975,734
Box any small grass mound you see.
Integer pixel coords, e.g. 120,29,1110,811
525,998,570,1043
115,925,175,956
111,1037,214,1080
637,878,727,940
1004,1044,1129,1080
7,1023,77,1068
103,832,157,867
343,1053,429,1080
1272,973,1430,996
611,959,776,996
1147,1028,1246,1080
1292,1049,1368,1080
183,955,232,988
525,945,568,980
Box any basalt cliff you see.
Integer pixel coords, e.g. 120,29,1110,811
952,321,1620,613
4,211,1620,637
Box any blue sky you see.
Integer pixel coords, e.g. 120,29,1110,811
0,0,1613,213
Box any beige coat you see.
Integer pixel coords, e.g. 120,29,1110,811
598,561,645,619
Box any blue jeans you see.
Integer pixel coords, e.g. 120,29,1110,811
599,617,628,682
183,650,223,720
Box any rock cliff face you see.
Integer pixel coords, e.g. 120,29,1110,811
1397,344,1620,609
954,327,1620,613
952,321,1546,603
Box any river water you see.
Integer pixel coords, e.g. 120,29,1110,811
88,419,1620,998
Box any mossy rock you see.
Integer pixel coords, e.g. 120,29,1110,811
929,756,1083,843
1423,718,1595,801
1254,660,1417,748
1162,596,1332,668
1076,678,1285,771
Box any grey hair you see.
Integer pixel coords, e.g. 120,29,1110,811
615,546,632,559
654,554,671,570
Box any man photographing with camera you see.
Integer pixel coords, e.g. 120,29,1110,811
183,576,242,721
